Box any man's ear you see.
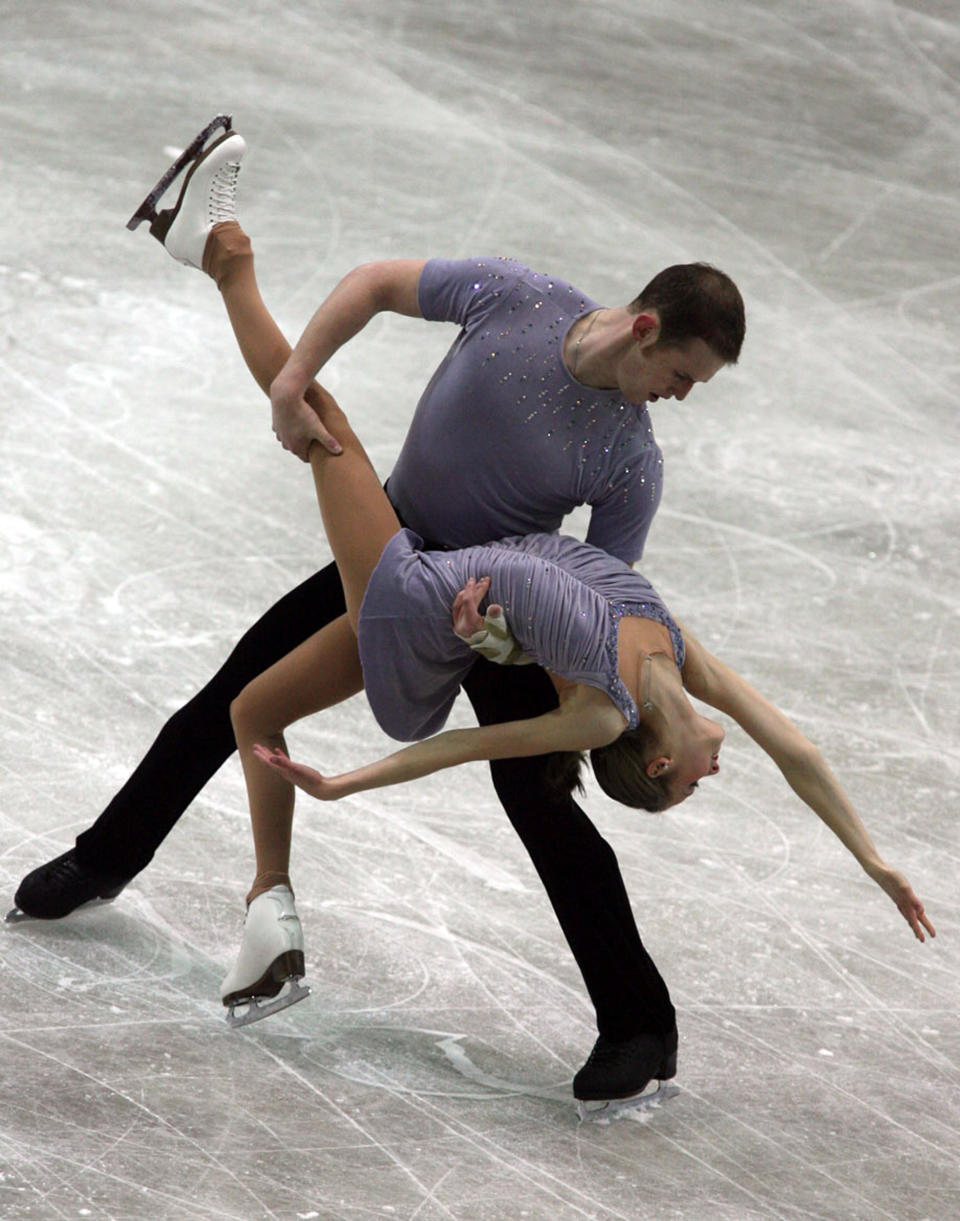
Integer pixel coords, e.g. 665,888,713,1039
632,310,661,348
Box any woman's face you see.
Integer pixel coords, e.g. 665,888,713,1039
665,716,725,806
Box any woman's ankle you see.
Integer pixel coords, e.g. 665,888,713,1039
245,871,292,905
203,220,252,288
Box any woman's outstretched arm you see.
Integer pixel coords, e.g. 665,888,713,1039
679,626,936,943
254,683,624,800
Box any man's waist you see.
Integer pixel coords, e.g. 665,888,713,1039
387,479,450,552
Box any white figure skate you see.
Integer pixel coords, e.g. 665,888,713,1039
221,885,310,1028
127,114,245,269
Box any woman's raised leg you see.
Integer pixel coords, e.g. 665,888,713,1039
306,413,402,631
204,222,332,420
205,221,400,625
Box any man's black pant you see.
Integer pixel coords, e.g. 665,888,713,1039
75,558,675,1041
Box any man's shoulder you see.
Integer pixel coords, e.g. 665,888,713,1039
423,255,527,284
418,256,526,322
423,256,589,304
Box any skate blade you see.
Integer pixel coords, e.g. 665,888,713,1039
126,113,233,230
225,978,311,1029
5,894,121,923
576,1081,680,1124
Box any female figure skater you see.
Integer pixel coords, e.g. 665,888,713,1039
222,387,934,1041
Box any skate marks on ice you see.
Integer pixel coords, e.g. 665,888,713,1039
5,900,666,1216
295,1025,681,1135
0,902,286,1217
297,906,685,1127
1,887,222,1020
1,854,955,1219
310,783,531,896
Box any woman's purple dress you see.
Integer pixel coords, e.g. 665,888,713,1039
357,530,684,742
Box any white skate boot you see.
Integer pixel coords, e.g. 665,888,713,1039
127,114,245,269
220,885,310,1028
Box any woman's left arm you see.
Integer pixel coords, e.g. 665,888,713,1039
680,627,936,943
255,683,623,801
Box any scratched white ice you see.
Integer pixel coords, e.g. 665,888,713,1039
1,1,958,1219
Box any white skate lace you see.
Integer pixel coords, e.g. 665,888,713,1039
206,162,240,225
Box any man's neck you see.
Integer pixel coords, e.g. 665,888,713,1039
566,307,634,390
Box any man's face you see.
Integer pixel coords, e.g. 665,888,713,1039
619,332,726,407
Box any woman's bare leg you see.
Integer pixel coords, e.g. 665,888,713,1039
230,613,363,901
203,222,286,393
307,412,402,631
205,221,398,620
203,221,331,417
203,223,395,879
199,223,363,898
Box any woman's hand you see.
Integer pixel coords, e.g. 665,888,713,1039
253,744,344,800
452,576,496,639
867,862,936,942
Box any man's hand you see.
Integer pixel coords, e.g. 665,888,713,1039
270,373,343,461
452,576,496,639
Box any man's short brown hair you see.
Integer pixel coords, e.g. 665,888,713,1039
630,263,745,364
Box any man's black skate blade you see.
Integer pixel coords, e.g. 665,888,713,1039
5,892,124,923
576,1081,680,1124
126,114,233,230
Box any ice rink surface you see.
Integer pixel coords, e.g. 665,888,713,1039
2,1,959,1217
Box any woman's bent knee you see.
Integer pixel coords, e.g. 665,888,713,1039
230,683,277,742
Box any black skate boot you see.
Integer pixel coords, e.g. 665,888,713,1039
8,849,129,921
573,1026,678,1121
